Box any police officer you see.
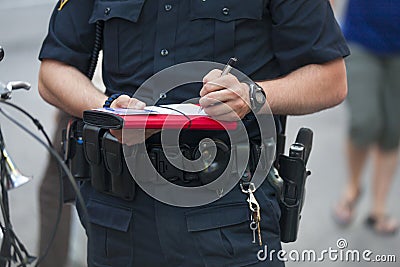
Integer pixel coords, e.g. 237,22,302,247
38,0,349,266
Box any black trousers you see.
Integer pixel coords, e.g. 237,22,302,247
77,177,284,267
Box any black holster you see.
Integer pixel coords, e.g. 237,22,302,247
277,155,308,243
267,127,313,243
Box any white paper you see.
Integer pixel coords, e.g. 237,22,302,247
94,103,207,116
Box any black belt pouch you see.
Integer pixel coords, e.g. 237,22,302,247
83,125,110,193
102,131,135,200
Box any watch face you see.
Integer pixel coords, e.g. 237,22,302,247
255,89,266,104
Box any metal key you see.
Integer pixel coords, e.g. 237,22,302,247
249,194,262,246
253,208,262,246
250,221,258,243
242,183,263,246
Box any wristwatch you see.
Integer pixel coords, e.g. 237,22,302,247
248,82,266,113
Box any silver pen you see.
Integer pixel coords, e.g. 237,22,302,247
220,57,238,76
199,57,238,112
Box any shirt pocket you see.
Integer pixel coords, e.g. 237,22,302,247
87,199,134,267
89,0,145,75
185,202,260,267
188,0,264,62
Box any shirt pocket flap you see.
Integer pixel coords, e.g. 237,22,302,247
89,0,145,23
190,0,263,22
87,199,132,232
186,202,249,232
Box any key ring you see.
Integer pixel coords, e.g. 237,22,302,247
250,221,258,230
240,181,256,194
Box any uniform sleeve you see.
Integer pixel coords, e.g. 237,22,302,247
38,0,96,74
269,0,350,75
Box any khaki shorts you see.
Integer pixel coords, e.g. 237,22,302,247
346,43,400,150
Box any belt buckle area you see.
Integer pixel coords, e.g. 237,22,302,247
147,144,202,186
148,145,184,183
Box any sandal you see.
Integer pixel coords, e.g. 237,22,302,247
332,188,362,227
365,215,399,236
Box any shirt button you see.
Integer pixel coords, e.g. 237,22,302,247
222,7,229,16
160,49,169,56
165,4,172,11
104,7,111,15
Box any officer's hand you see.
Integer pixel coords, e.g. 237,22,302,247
109,95,160,145
199,69,250,121
110,94,146,110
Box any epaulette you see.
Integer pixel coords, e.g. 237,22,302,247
58,0,70,11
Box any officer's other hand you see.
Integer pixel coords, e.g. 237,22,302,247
110,94,146,110
109,95,160,145
199,69,250,121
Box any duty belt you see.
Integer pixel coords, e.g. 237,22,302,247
65,122,264,201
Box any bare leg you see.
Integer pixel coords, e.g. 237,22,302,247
344,140,368,199
333,139,368,224
368,147,399,232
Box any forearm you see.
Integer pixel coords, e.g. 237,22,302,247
38,59,108,118
258,58,347,115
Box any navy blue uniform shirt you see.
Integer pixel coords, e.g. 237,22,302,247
39,0,349,143
39,0,348,100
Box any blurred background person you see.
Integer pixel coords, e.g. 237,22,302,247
38,110,72,267
332,0,400,235
38,52,105,267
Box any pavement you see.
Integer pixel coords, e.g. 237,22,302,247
0,1,399,267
